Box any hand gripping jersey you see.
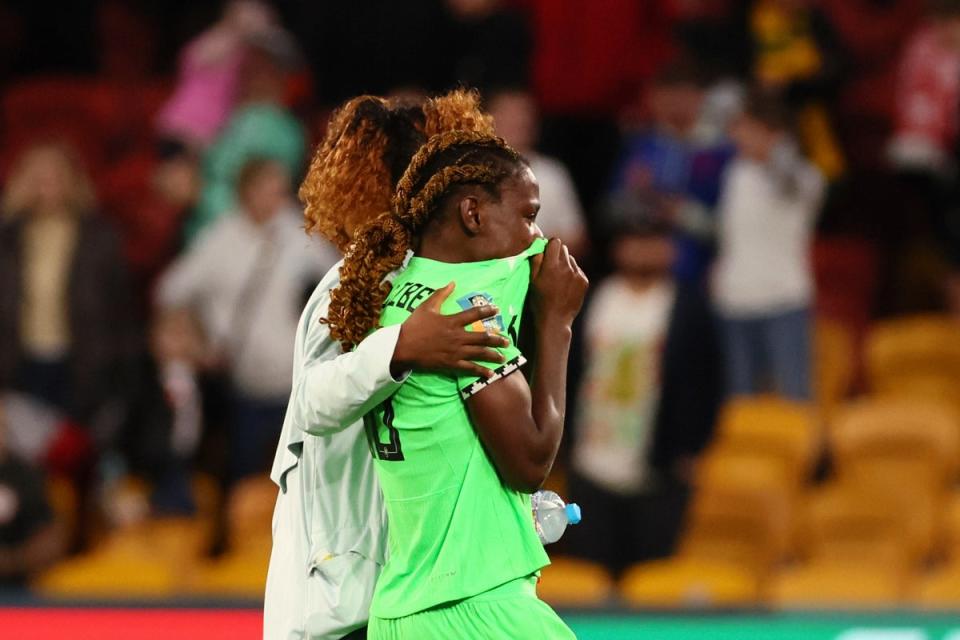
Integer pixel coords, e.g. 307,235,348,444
365,237,549,619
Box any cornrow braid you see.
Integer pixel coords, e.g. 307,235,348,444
391,130,509,215
325,130,526,350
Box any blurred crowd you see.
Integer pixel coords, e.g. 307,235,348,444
2,0,960,600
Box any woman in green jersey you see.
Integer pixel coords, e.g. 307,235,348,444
326,131,589,639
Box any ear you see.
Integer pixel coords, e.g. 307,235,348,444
458,195,482,235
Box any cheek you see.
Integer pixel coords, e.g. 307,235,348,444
509,219,537,252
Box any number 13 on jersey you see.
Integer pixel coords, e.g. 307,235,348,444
364,398,405,461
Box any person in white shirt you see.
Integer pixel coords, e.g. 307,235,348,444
487,88,589,258
157,158,338,480
712,93,825,400
568,211,721,577
263,92,510,640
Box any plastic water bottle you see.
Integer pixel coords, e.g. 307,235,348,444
532,490,581,544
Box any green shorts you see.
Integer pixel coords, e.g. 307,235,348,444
368,575,576,640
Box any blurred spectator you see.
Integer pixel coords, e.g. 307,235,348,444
0,142,137,442
568,211,721,577
0,402,65,586
119,310,206,515
610,63,736,283
132,148,202,291
487,88,588,257
713,94,825,400
187,25,305,243
157,159,337,480
155,0,278,151
443,0,532,90
746,0,846,180
888,1,960,176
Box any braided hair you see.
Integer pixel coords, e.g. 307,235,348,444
299,90,494,252
325,130,527,350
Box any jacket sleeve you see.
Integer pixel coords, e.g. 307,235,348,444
290,311,407,437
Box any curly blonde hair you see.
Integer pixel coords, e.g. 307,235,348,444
325,130,526,350
299,89,494,252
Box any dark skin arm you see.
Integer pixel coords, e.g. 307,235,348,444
391,282,510,379
466,240,589,492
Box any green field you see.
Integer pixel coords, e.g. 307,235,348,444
564,612,960,640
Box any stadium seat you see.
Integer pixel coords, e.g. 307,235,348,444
144,517,211,564
536,557,614,607
770,561,903,609
915,562,960,609
34,551,179,598
225,476,276,554
830,397,960,488
865,315,960,411
686,454,795,574
620,557,760,608
828,399,958,558
814,318,854,419
707,397,819,488
796,483,912,569
183,540,272,599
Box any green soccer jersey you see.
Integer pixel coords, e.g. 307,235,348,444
364,237,550,619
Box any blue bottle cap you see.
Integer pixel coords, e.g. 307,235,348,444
565,503,581,525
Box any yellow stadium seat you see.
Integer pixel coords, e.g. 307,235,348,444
830,397,960,489
226,475,277,552
815,318,855,420
144,517,211,564
184,537,272,598
709,397,819,487
828,398,957,559
621,557,759,608
916,562,960,609
865,315,960,412
536,557,614,607
866,314,960,384
797,483,912,569
684,453,795,575
33,536,180,598
771,561,904,609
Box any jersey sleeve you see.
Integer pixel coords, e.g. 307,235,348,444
455,239,547,399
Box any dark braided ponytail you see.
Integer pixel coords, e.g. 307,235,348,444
325,130,526,350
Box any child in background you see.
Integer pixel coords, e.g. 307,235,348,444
569,205,721,577
117,309,205,515
713,93,825,400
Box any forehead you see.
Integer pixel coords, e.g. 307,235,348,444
507,166,539,198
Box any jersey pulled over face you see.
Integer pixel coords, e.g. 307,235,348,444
365,236,549,619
